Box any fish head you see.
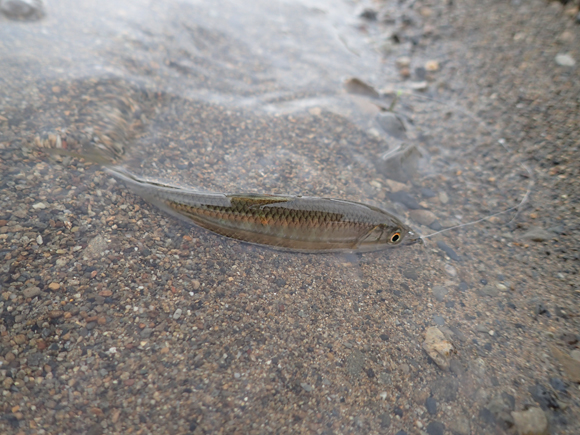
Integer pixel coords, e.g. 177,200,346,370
358,221,422,250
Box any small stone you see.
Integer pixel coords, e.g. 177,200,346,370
410,209,438,226
511,407,548,435
432,286,448,302
477,285,499,297
426,421,445,435
32,202,46,210
48,282,61,291
571,350,580,362
191,280,200,290
408,81,428,91
425,397,437,414
388,191,422,210
173,308,182,320
14,334,26,344
140,327,153,339
488,395,515,428
48,310,63,319
425,60,440,71
444,264,457,277
37,235,43,245
359,8,377,20
23,286,41,298
403,269,418,280
423,327,455,370
300,382,313,392
99,290,113,297
521,227,553,242
379,413,391,428
436,241,461,261
555,53,576,67
551,344,580,382
433,315,445,326
439,191,449,204
396,56,411,68
385,179,409,193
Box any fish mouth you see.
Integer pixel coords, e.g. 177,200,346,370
404,232,424,246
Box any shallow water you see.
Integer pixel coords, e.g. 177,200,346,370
1,0,571,434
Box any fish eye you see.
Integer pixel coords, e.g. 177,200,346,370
390,232,401,243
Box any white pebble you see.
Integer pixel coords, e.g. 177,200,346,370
555,53,576,67
173,308,182,320
36,235,43,245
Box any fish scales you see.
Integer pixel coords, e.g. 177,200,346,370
102,166,418,252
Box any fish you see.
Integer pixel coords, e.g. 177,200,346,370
104,166,420,253
45,149,420,252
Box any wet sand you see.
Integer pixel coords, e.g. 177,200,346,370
1,0,579,434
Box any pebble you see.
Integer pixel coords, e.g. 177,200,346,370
426,421,445,435
37,234,43,245
173,308,182,320
396,56,411,68
521,227,553,242
379,413,391,428
444,264,457,277
425,60,440,71
511,407,548,435
300,382,313,392
408,81,428,91
32,202,46,209
436,241,460,261
550,344,580,382
423,327,455,370
22,286,41,298
48,282,60,291
433,315,445,326
410,209,438,226
425,396,437,414
388,191,422,209
477,285,499,297
385,178,409,193
431,285,448,302
555,53,576,67
439,191,449,204
561,332,578,345
571,350,580,362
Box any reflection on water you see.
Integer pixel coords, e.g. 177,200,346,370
0,0,570,434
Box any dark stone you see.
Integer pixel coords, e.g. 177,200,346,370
529,383,559,409
394,407,403,417
395,431,408,435
426,421,445,435
366,368,375,378
275,278,286,287
458,282,468,292
359,8,377,20
415,66,427,81
388,191,422,210
27,352,44,367
420,187,436,198
550,377,567,393
436,241,461,261
379,334,389,342
479,408,496,425
379,413,391,428
425,397,437,414
429,220,442,231
86,321,97,330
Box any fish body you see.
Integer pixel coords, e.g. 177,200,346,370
105,166,419,253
